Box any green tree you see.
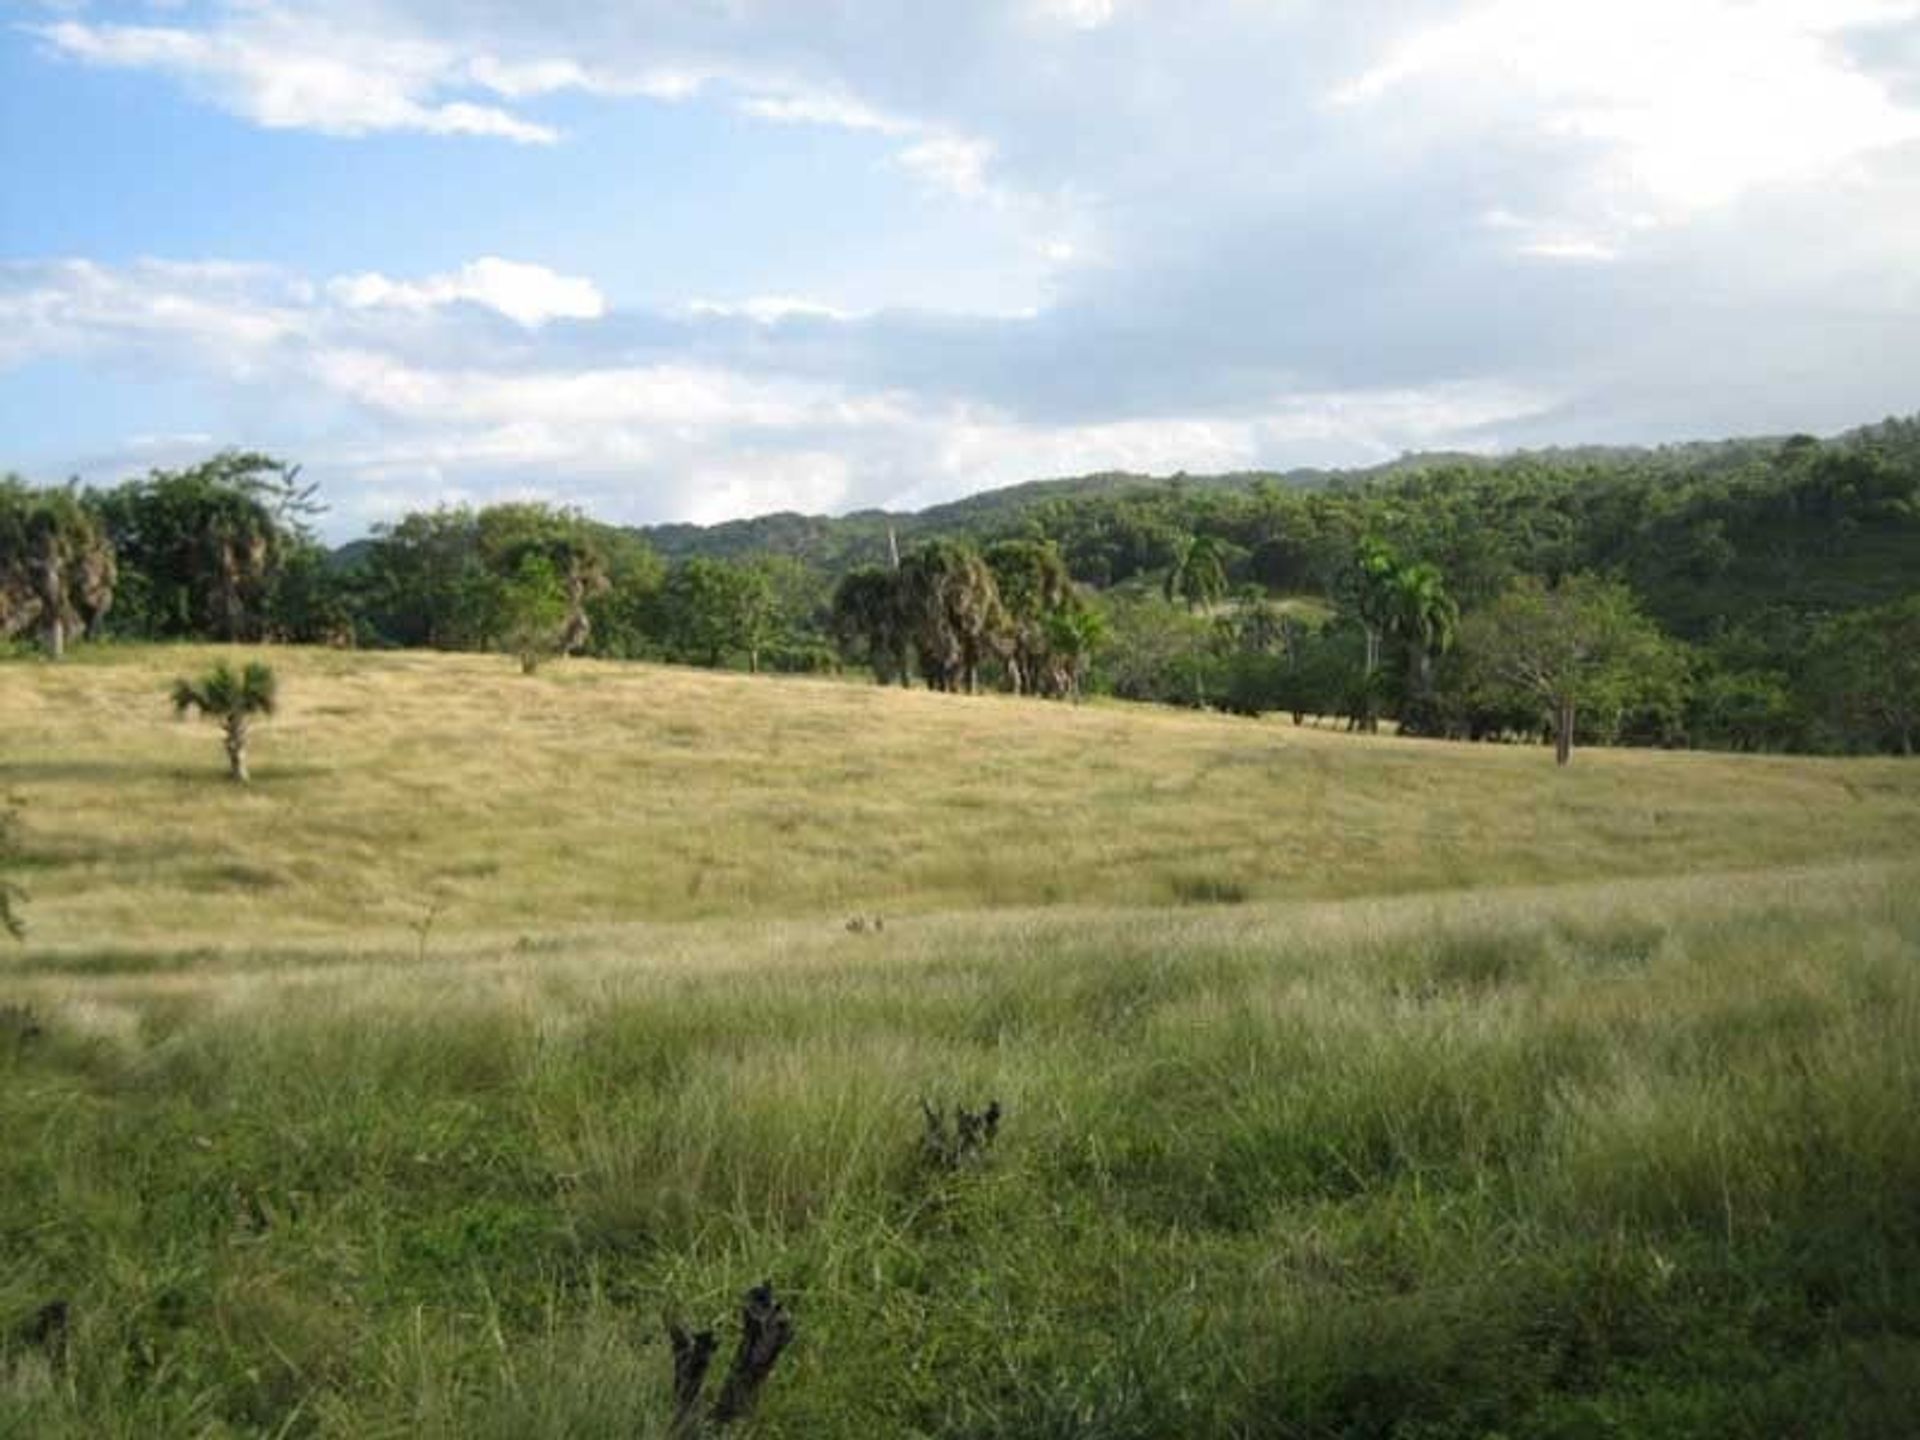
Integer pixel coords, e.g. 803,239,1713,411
499,554,570,674
171,660,279,784
1384,559,1459,731
1163,534,1228,613
830,566,912,685
1344,536,1403,731
1803,595,1920,754
1162,535,1229,705
658,558,777,670
1456,574,1679,765
0,480,117,658
583,533,667,660
360,506,499,650
899,540,1006,694
476,504,609,656
986,538,1078,695
90,453,301,641
1043,601,1108,700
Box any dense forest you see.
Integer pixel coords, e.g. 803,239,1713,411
5,416,1918,756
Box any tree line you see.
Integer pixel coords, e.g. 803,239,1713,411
4,418,1917,757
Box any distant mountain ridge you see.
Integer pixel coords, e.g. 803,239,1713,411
622,434,1807,569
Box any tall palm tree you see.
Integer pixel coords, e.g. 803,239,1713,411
172,660,278,783
1387,561,1459,702
1164,535,1228,705
1163,535,1228,613
900,540,1006,694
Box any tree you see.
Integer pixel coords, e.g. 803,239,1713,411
498,554,570,674
476,504,609,656
360,506,499,650
90,453,299,641
1343,536,1403,732
0,480,117,658
172,660,278,783
1456,574,1678,765
1160,534,1230,705
899,540,1006,693
1163,534,1228,613
1043,601,1108,701
1803,595,1920,754
658,558,777,670
986,538,1079,695
830,566,912,685
1384,559,1459,731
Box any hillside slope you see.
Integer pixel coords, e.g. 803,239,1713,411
4,646,1915,951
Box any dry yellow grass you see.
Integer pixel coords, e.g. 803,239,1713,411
5,646,1920,1437
3,644,1916,955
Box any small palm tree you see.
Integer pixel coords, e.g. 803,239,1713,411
1163,535,1228,613
172,660,277,783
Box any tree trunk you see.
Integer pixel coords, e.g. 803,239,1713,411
41,613,64,661
225,716,250,783
1554,698,1574,766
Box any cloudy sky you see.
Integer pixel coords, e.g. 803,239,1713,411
4,1,1919,536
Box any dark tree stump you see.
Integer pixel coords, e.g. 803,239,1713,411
668,1322,717,1438
21,1299,69,1369
711,1283,794,1425
663,1283,793,1432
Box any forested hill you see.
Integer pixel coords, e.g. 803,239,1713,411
8,414,1919,755
634,467,1322,568
627,433,1807,570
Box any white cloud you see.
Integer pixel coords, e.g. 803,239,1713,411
897,134,997,199
14,3,1920,529
0,255,1573,531
1335,0,1920,244
36,14,557,142
687,296,865,324
328,259,606,327
1027,0,1120,31
735,87,909,134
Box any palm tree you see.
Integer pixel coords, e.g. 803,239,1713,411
899,540,1006,694
1164,535,1228,705
1387,561,1459,705
172,660,277,783
1163,535,1227,613
2,484,116,659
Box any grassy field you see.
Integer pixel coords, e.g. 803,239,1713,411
3,647,1919,1436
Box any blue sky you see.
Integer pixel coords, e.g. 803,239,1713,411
5,0,1920,537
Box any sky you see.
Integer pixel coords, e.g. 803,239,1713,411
4,1,1919,538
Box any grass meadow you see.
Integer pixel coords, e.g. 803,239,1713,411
3,648,1919,1436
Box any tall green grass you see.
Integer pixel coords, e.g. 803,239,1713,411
5,866,1919,1436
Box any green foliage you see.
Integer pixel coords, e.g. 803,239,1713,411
12,420,1920,751
1453,574,1682,763
87,452,301,642
1162,533,1228,612
831,565,912,685
985,539,1092,697
656,557,780,671
898,539,1007,694
0,477,116,657
1801,594,1920,755
171,660,278,782
499,554,571,674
